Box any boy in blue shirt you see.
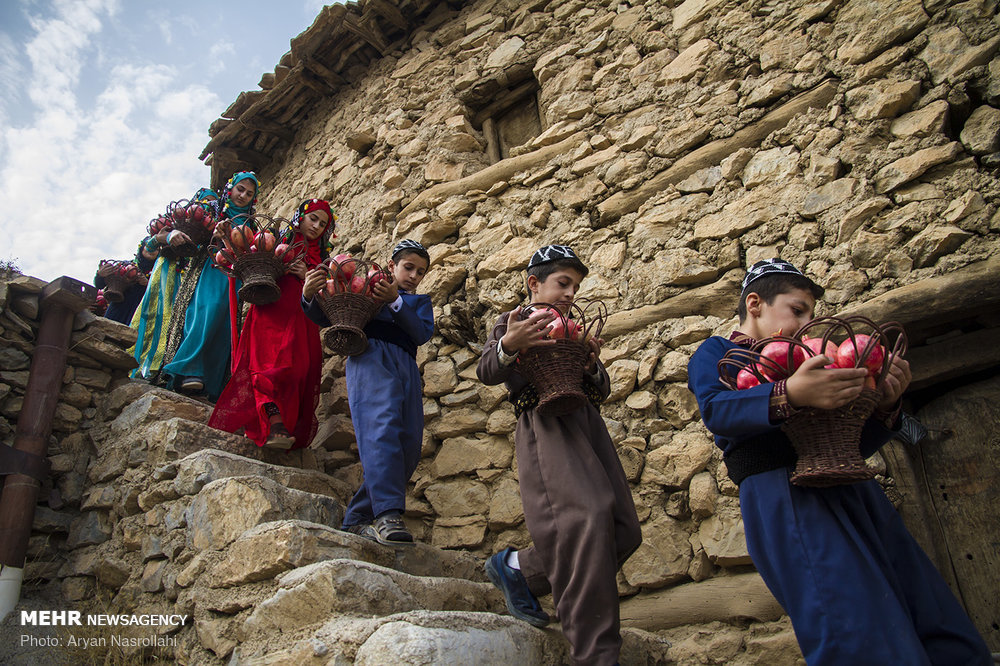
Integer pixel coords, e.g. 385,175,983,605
302,239,433,545
688,258,990,665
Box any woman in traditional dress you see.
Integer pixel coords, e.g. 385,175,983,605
162,172,259,399
129,188,217,380
209,198,334,448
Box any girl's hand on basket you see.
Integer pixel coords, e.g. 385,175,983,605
302,268,326,300
786,355,867,410
168,230,191,247
372,278,399,303
97,264,116,278
877,356,911,410
500,306,557,354
155,229,170,246
288,259,307,280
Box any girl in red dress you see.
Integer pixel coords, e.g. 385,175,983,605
209,198,335,449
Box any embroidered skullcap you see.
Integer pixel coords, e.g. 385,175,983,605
741,258,824,297
392,239,429,261
527,244,588,276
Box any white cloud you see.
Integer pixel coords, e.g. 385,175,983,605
207,41,236,75
0,0,216,283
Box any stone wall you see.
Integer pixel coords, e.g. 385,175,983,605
0,274,141,585
204,0,1000,598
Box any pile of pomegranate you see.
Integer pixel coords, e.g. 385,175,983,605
321,253,391,297
720,316,905,396
213,223,298,269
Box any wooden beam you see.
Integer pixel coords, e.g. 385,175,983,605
298,66,337,95
838,256,1000,341
602,270,742,340
597,79,839,224
238,116,295,143
619,573,784,631
213,145,272,167
367,0,409,30
906,327,1000,391
222,90,266,120
343,12,389,55
334,38,370,72
300,54,347,87
472,80,540,128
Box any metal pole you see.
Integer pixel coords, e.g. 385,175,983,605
0,277,93,621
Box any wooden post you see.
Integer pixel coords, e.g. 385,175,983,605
0,277,94,621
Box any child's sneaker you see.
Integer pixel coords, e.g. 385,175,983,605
485,548,551,627
341,524,375,541
363,512,415,547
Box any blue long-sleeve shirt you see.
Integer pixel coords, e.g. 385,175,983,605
688,335,899,484
302,290,433,357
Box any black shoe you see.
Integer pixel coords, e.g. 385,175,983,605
485,548,550,627
363,512,415,547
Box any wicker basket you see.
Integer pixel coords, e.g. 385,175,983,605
519,338,590,416
171,216,213,254
317,291,379,355
515,300,607,418
718,315,907,488
103,273,130,303
233,252,284,305
782,388,881,486
165,200,215,256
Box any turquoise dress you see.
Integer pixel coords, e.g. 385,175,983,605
161,173,258,399
160,251,237,399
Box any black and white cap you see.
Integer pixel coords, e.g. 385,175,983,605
527,244,587,271
391,239,428,260
741,258,823,295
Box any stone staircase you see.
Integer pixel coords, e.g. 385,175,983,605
55,384,671,664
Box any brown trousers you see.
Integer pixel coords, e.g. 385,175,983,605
515,406,642,666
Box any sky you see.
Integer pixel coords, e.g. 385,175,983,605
0,0,331,284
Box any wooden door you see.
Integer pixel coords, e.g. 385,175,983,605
882,374,1000,651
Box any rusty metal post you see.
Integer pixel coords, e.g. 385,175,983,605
0,277,94,620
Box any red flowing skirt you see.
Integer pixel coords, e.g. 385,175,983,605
209,274,321,449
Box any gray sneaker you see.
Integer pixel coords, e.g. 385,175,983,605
342,523,374,541
363,512,415,547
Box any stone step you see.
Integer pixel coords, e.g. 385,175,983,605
110,387,211,432
184,476,344,551
133,417,320,470
193,519,488,590
241,559,505,637
232,609,671,665
159,448,352,505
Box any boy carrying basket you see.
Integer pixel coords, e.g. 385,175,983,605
477,245,641,666
687,258,990,665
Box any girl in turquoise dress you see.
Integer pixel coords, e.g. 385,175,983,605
129,187,217,380
162,173,259,399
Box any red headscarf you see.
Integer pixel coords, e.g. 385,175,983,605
293,199,335,268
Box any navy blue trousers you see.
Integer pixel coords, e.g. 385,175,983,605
341,339,423,527
741,469,991,665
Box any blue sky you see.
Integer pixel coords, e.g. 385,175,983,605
0,0,330,283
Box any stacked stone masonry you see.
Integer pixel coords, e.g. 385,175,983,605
3,0,1000,662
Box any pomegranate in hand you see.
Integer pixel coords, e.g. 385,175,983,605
759,340,807,381
835,334,885,375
